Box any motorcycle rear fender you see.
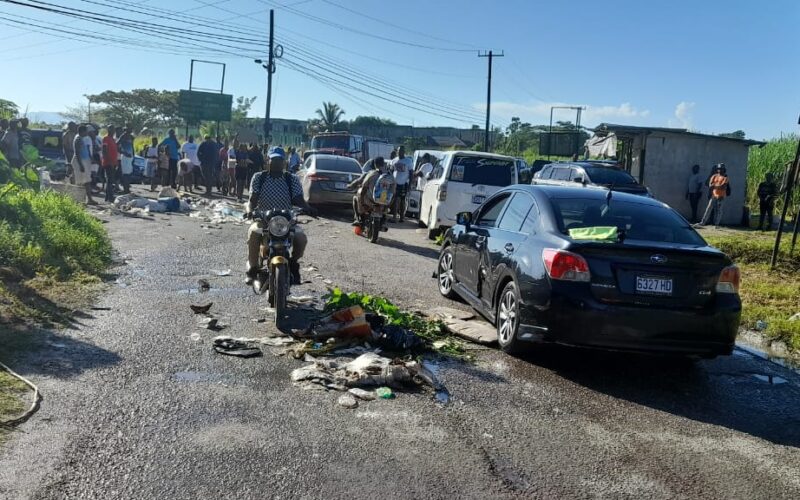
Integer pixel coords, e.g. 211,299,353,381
270,256,289,266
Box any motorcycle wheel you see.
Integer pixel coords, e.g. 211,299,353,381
369,218,380,243
273,264,288,327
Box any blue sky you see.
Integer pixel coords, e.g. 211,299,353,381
1,0,797,140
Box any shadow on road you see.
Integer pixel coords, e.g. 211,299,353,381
378,237,440,260
517,345,800,448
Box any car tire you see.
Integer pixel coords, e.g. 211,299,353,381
497,281,524,354
437,247,457,299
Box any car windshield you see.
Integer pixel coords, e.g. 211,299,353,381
449,155,514,186
312,136,349,150
585,167,637,185
549,197,705,245
316,158,362,173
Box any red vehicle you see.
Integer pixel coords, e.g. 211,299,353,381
309,132,392,165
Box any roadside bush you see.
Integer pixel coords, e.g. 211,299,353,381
747,136,797,212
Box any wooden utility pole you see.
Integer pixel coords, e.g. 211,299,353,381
478,50,503,152
264,9,274,143
770,114,800,268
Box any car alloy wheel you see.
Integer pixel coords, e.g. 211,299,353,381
438,248,456,298
497,281,522,353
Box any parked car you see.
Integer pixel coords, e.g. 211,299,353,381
436,184,741,356
533,161,651,196
297,153,363,206
420,151,518,239
30,129,67,179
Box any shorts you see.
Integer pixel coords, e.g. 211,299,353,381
120,156,133,175
71,158,92,184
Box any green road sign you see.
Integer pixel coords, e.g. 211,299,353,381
178,90,232,123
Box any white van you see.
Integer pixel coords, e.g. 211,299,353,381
419,151,518,239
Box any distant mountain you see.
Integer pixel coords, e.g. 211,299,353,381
25,111,67,125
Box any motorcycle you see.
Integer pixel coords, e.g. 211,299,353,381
249,208,298,327
357,173,396,244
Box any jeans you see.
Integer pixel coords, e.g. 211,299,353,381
701,197,724,226
201,163,215,193
103,165,116,202
759,201,775,230
168,158,178,188
688,192,701,222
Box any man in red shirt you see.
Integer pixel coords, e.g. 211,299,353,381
102,125,119,202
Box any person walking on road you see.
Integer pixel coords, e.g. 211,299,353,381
697,164,731,228
685,164,705,222
159,129,181,188
235,142,251,203
197,135,219,196
389,145,412,223
757,172,779,231
117,127,134,194
101,126,118,202
72,124,96,205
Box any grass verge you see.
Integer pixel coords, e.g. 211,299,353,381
0,370,28,438
703,228,800,351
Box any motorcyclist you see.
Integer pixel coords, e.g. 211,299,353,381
245,147,317,285
348,156,392,226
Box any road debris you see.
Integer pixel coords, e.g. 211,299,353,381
337,394,359,409
198,316,227,331
375,387,394,399
348,388,376,401
189,332,201,342
190,303,213,314
198,279,210,292
213,338,262,358
213,269,232,277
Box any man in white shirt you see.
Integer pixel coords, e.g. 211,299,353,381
414,153,434,191
181,135,201,189
390,145,413,223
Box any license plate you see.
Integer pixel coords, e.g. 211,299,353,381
335,182,347,190
636,276,673,295
472,195,486,204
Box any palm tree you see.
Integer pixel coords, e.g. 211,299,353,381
315,102,345,131
0,99,18,120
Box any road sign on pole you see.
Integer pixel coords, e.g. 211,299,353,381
178,90,233,124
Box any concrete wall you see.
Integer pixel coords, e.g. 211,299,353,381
642,132,750,225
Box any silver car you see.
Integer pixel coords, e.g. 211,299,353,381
297,154,363,206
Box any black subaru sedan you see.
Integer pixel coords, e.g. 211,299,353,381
436,184,741,357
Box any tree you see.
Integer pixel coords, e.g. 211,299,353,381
0,99,18,120
314,102,345,131
84,89,180,132
719,130,746,140
231,96,257,128
349,115,396,129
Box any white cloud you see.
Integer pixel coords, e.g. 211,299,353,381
473,101,650,126
669,101,695,129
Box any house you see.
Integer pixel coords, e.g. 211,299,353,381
589,123,765,225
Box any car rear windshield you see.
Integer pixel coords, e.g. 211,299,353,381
549,197,705,245
316,158,362,173
585,167,637,185
449,156,514,186
311,136,349,150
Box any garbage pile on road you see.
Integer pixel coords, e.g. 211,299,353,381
188,198,246,225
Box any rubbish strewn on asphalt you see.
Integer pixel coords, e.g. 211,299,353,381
296,305,372,341
213,338,262,358
213,269,232,277
373,325,425,351
375,387,394,399
348,388,376,401
198,279,210,292
190,303,213,314
198,316,227,331
337,394,359,409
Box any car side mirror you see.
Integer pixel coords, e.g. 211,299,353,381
574,176,584,184
456,211,472,227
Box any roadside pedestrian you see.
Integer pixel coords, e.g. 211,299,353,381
146,137,159,191
413,152,434,191
235,142,251,202
685,164,705,222
288,146,301,173
72,124,96,205
390,145,412,223
177,157,193,192
117,127,134,194
1,119,21,168
181,135,202,189
198,135,219,196
101,125,118,202
157,146,170,189
217,139,229,193
159,129,181,188
697,164,731,228
225,140,238,196
62,121,77,177
88,126,102,192
757,172,779,231
248,143,265,185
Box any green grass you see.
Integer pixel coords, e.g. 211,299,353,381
0,370,27,430
704,230,800,351
746,136,797,213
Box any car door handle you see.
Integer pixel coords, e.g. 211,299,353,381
504,243,514,253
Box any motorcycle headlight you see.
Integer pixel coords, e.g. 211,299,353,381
268,216,290,237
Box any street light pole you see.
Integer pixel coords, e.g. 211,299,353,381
478,50,503,152
265,9,274,144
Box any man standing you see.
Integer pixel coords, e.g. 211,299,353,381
685,164,705,222
1,119,21,168
88,126,102,192
62,122,77,176
413,153,434,191
197,135,219,196
288,146,301,173
234,142,251,203
159,129,181,188
245,147,317,285
389,145,412,223
146,137,160,191
181,135,201,190
757,172,779,231
72,125,96,205
697,164,730,228
117,127,134,194
102,126,119,202
248,143,265,185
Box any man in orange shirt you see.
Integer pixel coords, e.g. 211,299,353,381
697,163,730,228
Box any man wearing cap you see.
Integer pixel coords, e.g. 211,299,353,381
245,147,317,285
697,163,731,228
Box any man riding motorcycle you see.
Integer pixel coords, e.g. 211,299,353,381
348,156,392,226
245,147,317,285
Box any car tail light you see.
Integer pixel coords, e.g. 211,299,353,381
307,173,329,181
542,248,591,282
716,265,740,294
437,182,447,201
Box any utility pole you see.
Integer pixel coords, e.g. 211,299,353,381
265,9,274,143
478,50,503,152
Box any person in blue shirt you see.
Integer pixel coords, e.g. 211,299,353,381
159,129,181,189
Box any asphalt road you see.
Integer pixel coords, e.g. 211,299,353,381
1,190,800,499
